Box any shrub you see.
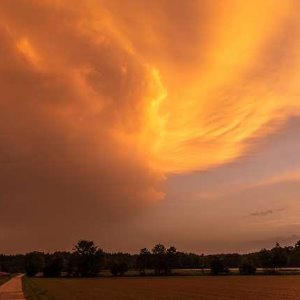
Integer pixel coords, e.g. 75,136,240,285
239,261,256,275
110,262,128,276
210,258,224,275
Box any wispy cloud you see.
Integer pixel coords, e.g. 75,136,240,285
249,207,286,217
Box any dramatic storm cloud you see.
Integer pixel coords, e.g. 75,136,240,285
0,0,300,253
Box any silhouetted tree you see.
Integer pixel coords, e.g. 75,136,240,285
259,248,273,272
72,240,104,277
25,252,45,277
43,253,65,277
239,259,256,275
210,257,224,275
137,248,151,275
0,255,25,273
289,241,300,267
271,242,287,270
110,262,128,276
152,244,167,275
166,246,177,274
6,238,300,277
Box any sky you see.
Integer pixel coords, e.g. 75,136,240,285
0,0,300,254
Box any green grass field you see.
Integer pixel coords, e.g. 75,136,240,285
23,275,300,300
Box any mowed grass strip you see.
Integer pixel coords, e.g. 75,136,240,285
26,276,300,300
22,276,54,300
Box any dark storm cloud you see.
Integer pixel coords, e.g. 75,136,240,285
0,1,164,253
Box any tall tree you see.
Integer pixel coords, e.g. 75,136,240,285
137,248,151,275
152,244,167,275
166,246,177,274
72,240,104,277
271,243,287,270
259,248,273,271
25,252,45,277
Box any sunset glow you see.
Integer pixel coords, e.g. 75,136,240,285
1,0,300,253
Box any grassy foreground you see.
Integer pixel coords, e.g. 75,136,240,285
0,276,10,286
23,276,54,300
23,275,300,300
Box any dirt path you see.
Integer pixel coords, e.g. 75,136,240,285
0,275,25,300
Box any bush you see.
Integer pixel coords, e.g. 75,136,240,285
110,262,128,276
239,261,256,275
43,255,65,277
210,258,224,275
25,252,45,277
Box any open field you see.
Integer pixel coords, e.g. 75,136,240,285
24,275,300,300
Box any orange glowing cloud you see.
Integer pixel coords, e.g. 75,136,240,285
87,0,300,173
2,0,300,176
1,0,300,251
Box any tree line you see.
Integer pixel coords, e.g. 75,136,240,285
1,240,300,277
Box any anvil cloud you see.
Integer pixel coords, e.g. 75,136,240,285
0,0,300,252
